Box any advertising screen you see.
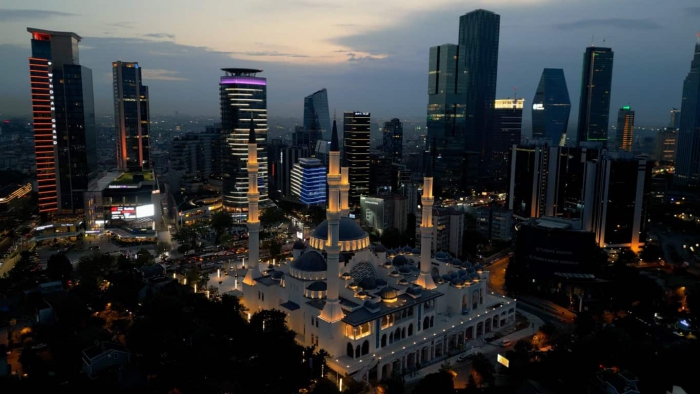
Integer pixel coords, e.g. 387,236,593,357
136,204,155,218
111,206,136,219
360,196,385,231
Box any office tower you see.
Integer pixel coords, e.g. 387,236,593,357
583,154,652,252
670,108,681,130
27,28,97,215
304,88,331,143
168,130,223,191
674,37,700,186
508,142,550,219
290,158,326,206
369,154,392,194
382,118,403,163
577,47,614,145
267,138,287,198
113,61,150,171
314,139,331,168
343,111,370,205
491,98,524,180
426,44,468,195
656,128,677,163
532,68,571,144
414,206,465,257
459,9,501,173
220,68,268,219
545,144,600,218
276,146,310,199
615,106,635,152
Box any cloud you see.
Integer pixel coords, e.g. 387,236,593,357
0,9,77,21
555,18,661,31
232,51,310,58
144,33,176,40
141,69,188,81
107,21,135,29
346,52,384,62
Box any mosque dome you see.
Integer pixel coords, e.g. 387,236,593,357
411,248,420,254
403,246,412,253
379,287,398,302
392,255,409,266
309,217,370,252
306,281,327,291
358,277,377,290
375,244,387,253
290,251,327,272
451,258,462,265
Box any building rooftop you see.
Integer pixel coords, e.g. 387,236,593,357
342,289,443,326
111,171,155,185
27,27,82,41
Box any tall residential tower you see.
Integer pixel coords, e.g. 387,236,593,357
343,111,370,206
674,36,700,186
27,28,97,215
113,61,150,171
615,106,635,152
577,46,614,145
382,118,403,163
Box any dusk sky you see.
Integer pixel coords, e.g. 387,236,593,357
1,0,699,130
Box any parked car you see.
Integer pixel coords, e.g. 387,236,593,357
89,246,100,251
499,340,512,347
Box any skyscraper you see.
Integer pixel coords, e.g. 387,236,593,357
290,158,327,206
113,61,150,171
28,28,97,215
426,43,468,195
670,108,681,130
508,142,549,219
458,9,500,173
576,46,614,145
304,88,331,141
615,106,635,152
343,111,370,205
381,118,403,163
220,68,268,219
491,98,524,180
532,68,571,144
674,37,700,186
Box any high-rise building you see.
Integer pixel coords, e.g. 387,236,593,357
369,154,392,195
382,118,403,163
290,158,326,206
27,28,97,215
276,146,310,199
426,43,468,195
113,61,150,171
532,68,571,144
415,206,464,257
670,108,681,130
545,144,600,218
459,9,501,174
576,47,614,145
615,106,635,152
303,88,331,141
674,37,700,186
491,98,524,181
220,68,268,219
343,111,370,205
656,128,677,163
508,142,550,219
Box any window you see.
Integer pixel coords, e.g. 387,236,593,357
262,293,265,302
389,333,394,344
361,340,369,356
381,334,387,347
408,324,413,336
430,316,434,328
311,317,315,326
347,343,353,357
315,319,319,328
423,317,429,330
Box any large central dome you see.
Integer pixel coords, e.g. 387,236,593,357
308,217,370,252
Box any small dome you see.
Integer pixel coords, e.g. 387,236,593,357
458,269,467,276
450,271,459,279
474,264,483,271
452,258,462,265
403,246,412,253
467,267,475,274
470,273,480,280
406,286,422,296
398,278,409,286
435,251,449,259
341,272,352,280
306,281,327,291
459,274,469,281
291,251,327,272
390,270,399,277
375,244,387,253
392,255,409,266
450,278,464,286
293,240,306,250
398,266,411,274
383,262,392,269
272,271,284,280
348,282,359,290
357,291,369,299
441,274,451,281
375,279,387,287
412,248,420,254
461,262,473,269
358,278,377,290
379,287,398,301
388,249,396,255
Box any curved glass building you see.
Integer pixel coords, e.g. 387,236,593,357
532,68,571,145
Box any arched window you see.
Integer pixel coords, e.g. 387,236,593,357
408,324,413,336
462,294,468,311
355,345,361,359
381,334,387,347
402,327,406,339
362,340,369,356
423,317,430,330
472,290,479,309
430,316,434,327
389,333,394,344
346,343,353,357
395,328,401,341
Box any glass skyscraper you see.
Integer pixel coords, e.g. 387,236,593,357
382,118,403,163
343,111,371,205
427,43,468,195
28,28,97,215
576,46,614,145
290,158,327,206
303,88,331,143
674,37,700,186
491,99,524,180
532,68,571,145
458,9,500,173
615,106,635,152
113,61,150,171
220,68,268,220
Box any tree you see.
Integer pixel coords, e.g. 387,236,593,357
46,253,72,283
259,207,286,228
312,378,339,394
155,241,171,260
210,210,233,242
380,228,402,248
413,370,454,394
533,323,558,348
469,353,495,388
135,248,156,267
383,374,405,394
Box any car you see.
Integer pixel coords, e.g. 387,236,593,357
499,340,512,347
89,246,100,251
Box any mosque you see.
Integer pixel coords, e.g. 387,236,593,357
239,119,517,382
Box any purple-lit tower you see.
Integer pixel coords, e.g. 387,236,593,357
220,68,269,222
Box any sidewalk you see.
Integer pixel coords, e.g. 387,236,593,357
403,309,544,384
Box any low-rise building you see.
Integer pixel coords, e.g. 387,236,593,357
82,342,131,378
416,207,464,256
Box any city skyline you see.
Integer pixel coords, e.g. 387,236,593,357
0,1,698,130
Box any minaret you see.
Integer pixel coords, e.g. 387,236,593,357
243,118,261,286
319,120,344,322
340,146,350,217
415,154,437,290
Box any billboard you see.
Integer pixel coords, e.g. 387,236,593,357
514,222,596,277
360,196,385,232
497,354,510,368
136,204,155,218
111,206,136,219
